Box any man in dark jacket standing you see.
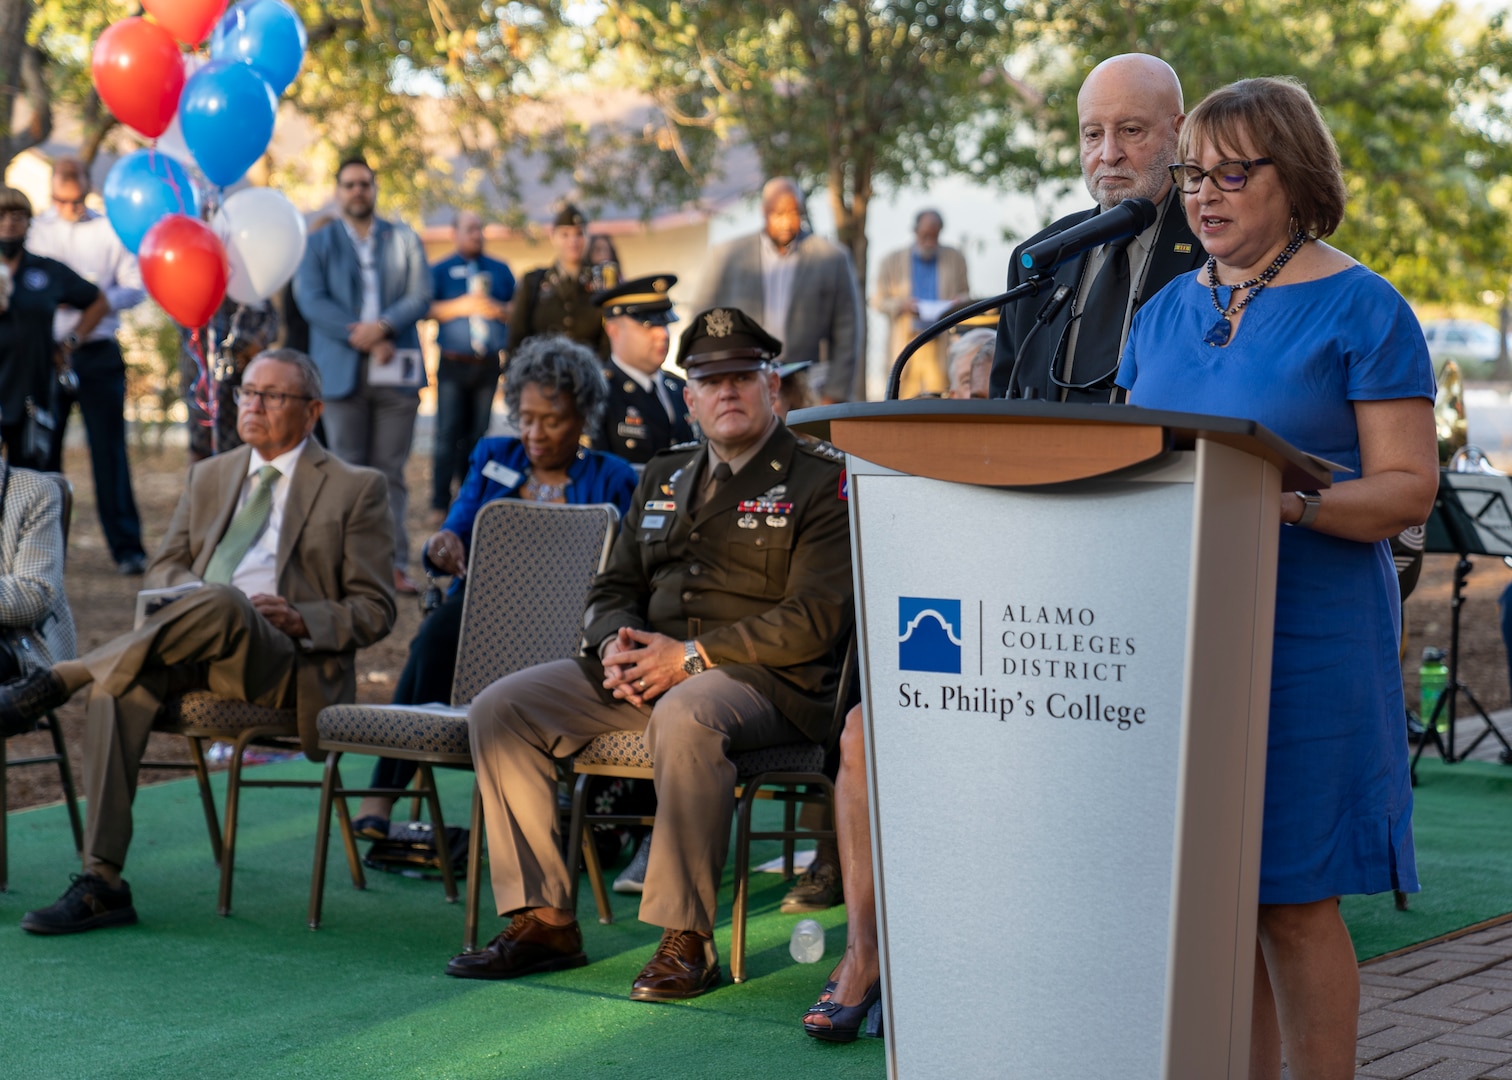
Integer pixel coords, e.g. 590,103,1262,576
448,307,853,1001
990,54,1206,401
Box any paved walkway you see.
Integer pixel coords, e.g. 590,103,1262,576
1338,710,1512,1078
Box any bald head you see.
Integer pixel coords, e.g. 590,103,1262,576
762,177,804,250
1077,53,1185,211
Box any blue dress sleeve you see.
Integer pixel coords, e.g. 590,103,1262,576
1343,279,1435,403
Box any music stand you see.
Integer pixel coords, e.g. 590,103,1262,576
1412,470,1512,776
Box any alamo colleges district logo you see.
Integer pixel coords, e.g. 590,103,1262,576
898,597,962,674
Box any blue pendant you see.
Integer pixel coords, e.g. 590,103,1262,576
1204,318,1232,347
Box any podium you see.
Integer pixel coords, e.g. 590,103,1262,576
788,400,1334,1080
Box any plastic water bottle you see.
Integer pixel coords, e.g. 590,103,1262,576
790,918,825,964
1419,647,1449,733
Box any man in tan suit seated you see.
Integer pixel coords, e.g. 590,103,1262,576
872,209,970,398
0,348,397,934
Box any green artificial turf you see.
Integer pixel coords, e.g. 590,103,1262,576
1343,756,1512,961
0,756,882,1079
5,752,1507,1075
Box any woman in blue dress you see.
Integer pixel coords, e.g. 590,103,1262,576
1116,78,1438,1079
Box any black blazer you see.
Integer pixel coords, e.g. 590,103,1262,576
989,192,1206,401
590,363,696,464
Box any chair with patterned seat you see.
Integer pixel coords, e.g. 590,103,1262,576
147,691,309,916
309,499,621,950
566,631,857,983
1,473,83,892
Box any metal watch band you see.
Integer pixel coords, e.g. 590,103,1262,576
1292,490,1322,529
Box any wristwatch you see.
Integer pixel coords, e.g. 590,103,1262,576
682,640,706,676
61,333,80,352
1290,490,1322,529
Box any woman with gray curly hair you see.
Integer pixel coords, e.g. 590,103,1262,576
352,335,637,839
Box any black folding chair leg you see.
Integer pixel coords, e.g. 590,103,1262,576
329,758,365,890
218,730,258,916
730,783,762,985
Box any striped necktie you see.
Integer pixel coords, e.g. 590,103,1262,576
203,465,281,585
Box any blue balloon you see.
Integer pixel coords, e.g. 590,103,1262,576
102,149,201,255
210,0,308,97
178,59,278,188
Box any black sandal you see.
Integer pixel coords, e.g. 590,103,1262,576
803,978,882,1043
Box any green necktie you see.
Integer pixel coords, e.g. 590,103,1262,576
203,464,281,585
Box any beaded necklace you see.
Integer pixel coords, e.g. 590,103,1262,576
1203,231,1307,346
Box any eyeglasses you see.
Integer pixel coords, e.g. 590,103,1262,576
52,196,87,210
233,387,314,409
1168,157,1274,193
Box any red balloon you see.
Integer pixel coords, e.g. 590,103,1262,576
92,19,186,139
141,0,230,47
140,215,229,328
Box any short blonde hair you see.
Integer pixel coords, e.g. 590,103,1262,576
0,187,33,219
1178,77,1347,239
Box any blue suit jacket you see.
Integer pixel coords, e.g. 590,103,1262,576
293,217,432,401
426,437,639,591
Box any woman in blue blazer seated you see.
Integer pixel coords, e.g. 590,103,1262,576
353,335,639,837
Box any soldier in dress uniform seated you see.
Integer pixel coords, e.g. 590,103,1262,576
447,306,854,1002
588,275,697,464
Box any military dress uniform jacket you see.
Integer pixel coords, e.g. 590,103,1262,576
590,364,696,464
507,265,609,359
580,423,853,744
988,189,1206,401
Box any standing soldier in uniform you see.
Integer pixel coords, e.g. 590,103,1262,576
448,307,854,1001
507,204,608,359
589,275,695,464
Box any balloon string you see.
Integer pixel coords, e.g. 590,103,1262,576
190,326,214,430
147,145,190,216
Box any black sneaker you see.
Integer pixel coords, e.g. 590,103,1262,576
21,873,139,935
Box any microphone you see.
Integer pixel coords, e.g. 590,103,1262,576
1004,285,1073,399
1018,198,1158,274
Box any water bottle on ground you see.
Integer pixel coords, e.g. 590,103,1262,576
1419,647,1449,733
790,918,825,963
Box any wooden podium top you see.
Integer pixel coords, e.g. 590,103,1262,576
787,400,1337,490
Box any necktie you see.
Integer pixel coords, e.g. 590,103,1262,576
1066,235,1134,392
697,461,732,513
203,465,281,585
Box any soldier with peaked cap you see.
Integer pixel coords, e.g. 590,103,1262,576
589,274,696,463
507,203,609,358
450,305,854,1003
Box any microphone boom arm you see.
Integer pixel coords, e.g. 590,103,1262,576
885,276,1053,401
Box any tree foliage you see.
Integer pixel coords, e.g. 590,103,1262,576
15,0,550,216
590,1,1015,298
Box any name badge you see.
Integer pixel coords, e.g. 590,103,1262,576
482,461,522,488
449,265,469,278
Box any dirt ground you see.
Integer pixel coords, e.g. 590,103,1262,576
8,441,1512,811
6,439,428,811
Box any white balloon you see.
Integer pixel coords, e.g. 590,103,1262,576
213,187,306,304
153,53,205,170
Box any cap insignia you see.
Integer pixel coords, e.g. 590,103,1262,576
706,309,735,338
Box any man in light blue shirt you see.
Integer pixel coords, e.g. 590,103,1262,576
426,210,514,519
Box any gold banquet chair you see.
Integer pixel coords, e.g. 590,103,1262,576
1,474,84,892
567,631,856,984
308,499,620,951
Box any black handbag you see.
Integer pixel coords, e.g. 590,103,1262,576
21,396,56,467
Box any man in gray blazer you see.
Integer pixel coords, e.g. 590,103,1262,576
294,157,431,593
687,178,863,402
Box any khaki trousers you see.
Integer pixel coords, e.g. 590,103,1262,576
80,585,297,871
468,658,803,934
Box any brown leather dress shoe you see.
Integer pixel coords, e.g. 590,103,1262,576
444,911,587,980
629,928,721,1002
